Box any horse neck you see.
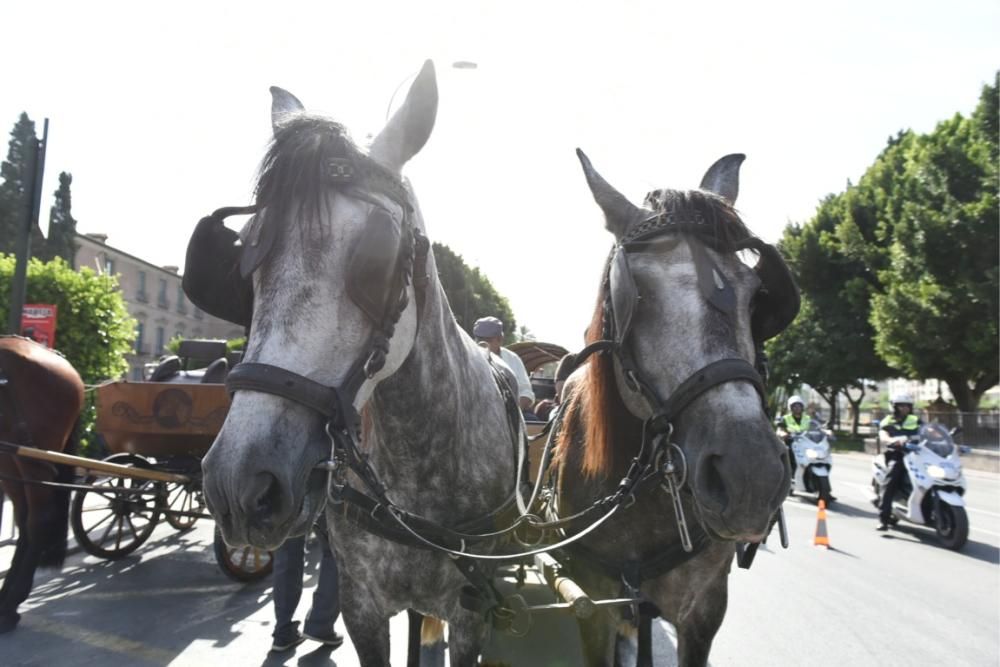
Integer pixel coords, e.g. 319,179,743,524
364,277,514,512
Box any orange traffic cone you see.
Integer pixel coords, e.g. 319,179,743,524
814,499,830,548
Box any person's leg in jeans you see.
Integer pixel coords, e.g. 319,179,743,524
303,530,340,638
272,535,306,639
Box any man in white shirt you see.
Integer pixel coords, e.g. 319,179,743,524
472,316,535,412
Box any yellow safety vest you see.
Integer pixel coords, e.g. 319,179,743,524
783,413,811,433
880,413,920,436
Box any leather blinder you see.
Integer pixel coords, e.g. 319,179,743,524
346,207,403,323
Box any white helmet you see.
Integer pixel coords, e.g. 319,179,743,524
787,395,805,410
891,392,914,406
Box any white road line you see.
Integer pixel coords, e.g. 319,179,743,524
826,483,1000,539
21,616,174,664
965,506,1000,518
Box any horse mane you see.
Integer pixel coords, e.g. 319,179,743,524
559,188,754,479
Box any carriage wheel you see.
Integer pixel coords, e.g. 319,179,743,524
71,454,161,560
213,527,274,583
162,481,204,531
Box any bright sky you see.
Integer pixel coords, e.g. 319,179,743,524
4,0,997,350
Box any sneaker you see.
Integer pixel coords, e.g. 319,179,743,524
272,622,306,651
304,628,345,648
876,522,889,532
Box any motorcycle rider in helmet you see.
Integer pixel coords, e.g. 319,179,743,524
777,395,810,476
877,393,924,530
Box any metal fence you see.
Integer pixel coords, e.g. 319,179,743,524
831,410,1000,450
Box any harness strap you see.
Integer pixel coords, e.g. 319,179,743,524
651,357,765,430
562,522,711,585
226,363,347,420
333,484,519,549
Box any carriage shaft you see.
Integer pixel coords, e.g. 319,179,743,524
0,440,190,484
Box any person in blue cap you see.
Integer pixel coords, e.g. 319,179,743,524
473,316,535,413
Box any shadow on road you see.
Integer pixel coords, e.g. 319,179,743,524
260,644,337,667
877,526,999,565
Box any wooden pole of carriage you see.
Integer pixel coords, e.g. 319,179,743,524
5,118,48,335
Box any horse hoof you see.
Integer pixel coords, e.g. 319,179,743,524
0,611,22,634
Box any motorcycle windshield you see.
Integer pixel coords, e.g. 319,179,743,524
921,423,955,458
806,426,826,443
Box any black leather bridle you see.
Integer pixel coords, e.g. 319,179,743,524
224,154,430,450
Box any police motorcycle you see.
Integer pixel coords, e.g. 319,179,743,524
778,395,834,504
871,422,969,550
788,421,834,504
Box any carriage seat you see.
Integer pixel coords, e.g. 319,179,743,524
149,355,182,382
147,339,233,384
201,357,229,383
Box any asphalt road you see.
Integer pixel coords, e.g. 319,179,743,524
1,452,997,666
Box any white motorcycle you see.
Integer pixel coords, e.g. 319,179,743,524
788,423,834,504
870,423,969,550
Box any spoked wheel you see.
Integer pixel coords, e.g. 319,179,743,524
817,476,833,505
71,454,161,560
934,503,969,551
213,527,273,582
161,481,205,531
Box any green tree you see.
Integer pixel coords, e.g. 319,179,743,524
773,193,895,433
0,256,136,454
39,172,78,265
0,113,44,256
842,77,999,411
432,242,519,344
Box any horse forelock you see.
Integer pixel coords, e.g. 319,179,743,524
641,188,755,251
253,115,401,238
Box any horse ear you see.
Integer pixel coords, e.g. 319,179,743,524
576,148,642,239
369,60,438,172
699,153,745,204
270,87,305,134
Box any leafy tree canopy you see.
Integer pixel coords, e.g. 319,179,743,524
843,77,998,410
0,256,136,454
432,242,519,345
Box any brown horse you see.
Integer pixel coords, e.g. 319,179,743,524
0,335,84,633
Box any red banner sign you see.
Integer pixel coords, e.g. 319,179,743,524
21,304,58,349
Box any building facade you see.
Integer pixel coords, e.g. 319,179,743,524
75,233,245,380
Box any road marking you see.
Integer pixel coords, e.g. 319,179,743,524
965,506,1000,518
21,615,174,665
72,584,243,601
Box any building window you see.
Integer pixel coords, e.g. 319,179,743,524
157,279,169,309
176,285,187,314
137,271,148,302
135,321,145,354
155,326,165,354
105,257,115,275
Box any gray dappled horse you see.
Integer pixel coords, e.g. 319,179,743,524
552,152,797,666
200,62,518,665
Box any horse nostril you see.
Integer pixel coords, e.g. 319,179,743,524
698,454,729,513
243,472,283,524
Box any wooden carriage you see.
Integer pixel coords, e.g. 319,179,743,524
65,340,272,582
